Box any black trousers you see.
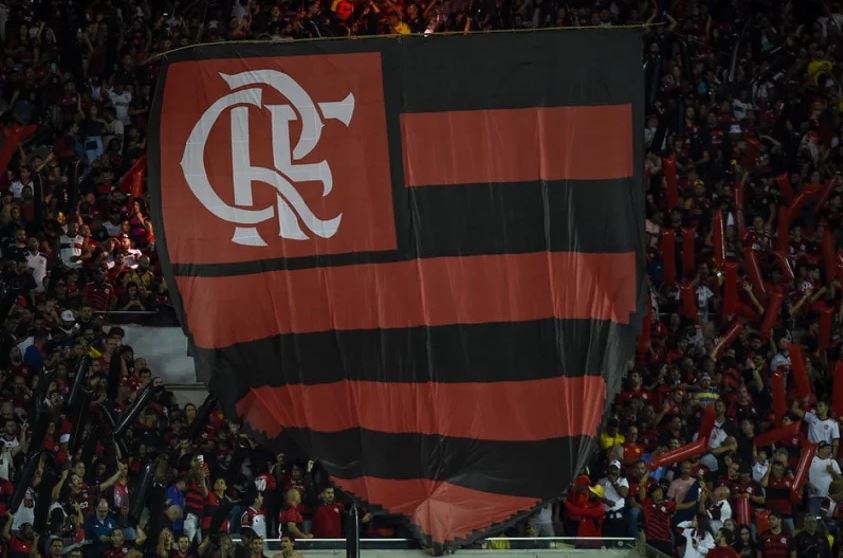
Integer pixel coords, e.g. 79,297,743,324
603,511,628,547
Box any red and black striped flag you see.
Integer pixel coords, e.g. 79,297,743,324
150,29,645,545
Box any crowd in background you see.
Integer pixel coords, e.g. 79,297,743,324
1,0,843,556
563,0,843,557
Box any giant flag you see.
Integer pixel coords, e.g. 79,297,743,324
150,29,645,546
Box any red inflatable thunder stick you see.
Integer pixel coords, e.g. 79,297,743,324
735,174,746,211
712,322,743,360
735,495,751,526
636,300,652,355
760,289,784,338
791,444,818,500
743,246,767,303
775,173,794,203
819,306,833,350
753,421,801,448
664,156,678,209
697,405,716,441
679,282,698,323
788,343,812,399
786,190,811,227
815,177,840,213
646,437,707,472
712,210,726,268
722,260,738,315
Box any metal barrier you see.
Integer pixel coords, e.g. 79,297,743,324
233,537,639,553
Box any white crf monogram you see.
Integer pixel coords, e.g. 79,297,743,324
180,69,355,246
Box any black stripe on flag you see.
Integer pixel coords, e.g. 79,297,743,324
196,318,636,390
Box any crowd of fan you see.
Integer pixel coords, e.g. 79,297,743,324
2,0,843,556
559,0,843,557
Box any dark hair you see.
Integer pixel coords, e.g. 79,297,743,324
719,528,734,544
107,326,125,339
695,513,712,536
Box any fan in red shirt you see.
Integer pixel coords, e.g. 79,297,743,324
563,474,591,535
621,426,646,466
757,513,796,558
102,528,133,558
201,478,229,534
277,488,312,540
239,491,267,539
6,522,35,558
563,484,605,549
762,461,795,530
0,477,13,516
282,463,308,498
312,487,345,538
616,370,652,405
638,472,675,556
708,528,740,558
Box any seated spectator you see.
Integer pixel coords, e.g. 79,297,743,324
597,459,629,544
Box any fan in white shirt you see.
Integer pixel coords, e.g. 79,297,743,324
808,442,842,514
793,400,840,455
106,84,133,125
678,515,715,558
9,166,33,199
24,238,48,292
59,222,84,269
701,485,732,533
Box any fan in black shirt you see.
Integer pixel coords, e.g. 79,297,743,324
794,515,831,558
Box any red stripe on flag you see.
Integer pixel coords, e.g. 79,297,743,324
401,105,633,187
332,476,540,544
236,375,606,441
178,251,637,349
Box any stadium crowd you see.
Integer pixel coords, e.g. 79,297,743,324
563,0,843,557
0,0,841,556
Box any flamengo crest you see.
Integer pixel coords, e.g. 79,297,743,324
180,70,355,246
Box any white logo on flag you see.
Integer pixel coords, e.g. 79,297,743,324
180,70,355,246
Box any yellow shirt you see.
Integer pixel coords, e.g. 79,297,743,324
599,432,625,450
392,21,411,35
